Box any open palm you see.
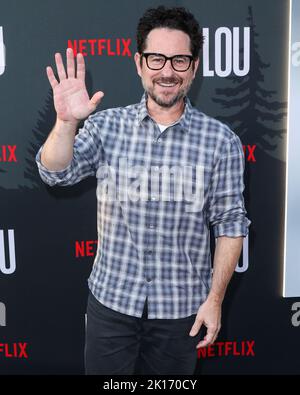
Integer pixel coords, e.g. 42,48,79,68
46,48,104,123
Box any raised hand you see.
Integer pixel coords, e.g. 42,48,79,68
46,48,104,124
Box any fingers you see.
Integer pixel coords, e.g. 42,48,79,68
46,66,58,89
66,48,75,78
88,91,104,111
189,317,203,337
49,49,86,83
196,326,218,349
76,52,86,81
189,315,220,348
47,48,85,81
55,52,67,81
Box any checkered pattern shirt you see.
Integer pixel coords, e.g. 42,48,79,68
36,93,250,319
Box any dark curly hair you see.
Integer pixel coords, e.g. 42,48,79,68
136,6,204,59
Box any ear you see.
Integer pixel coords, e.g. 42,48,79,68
192,57,200,78
134,52,142,77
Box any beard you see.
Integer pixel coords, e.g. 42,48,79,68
142,76,192,108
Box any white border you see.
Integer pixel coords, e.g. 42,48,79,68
283,0,292,297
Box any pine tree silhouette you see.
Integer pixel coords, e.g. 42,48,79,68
0,168,6,192
0,168,6,189
23,90,56,189
212,6,287,151
0,167,6,186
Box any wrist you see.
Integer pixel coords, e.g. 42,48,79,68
55,117,79,136
206,290,224,305
56,117,80,128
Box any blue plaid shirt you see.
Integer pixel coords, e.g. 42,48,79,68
36,94,250,319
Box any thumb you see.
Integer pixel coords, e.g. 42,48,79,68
89,91,104,111
189,317,203,337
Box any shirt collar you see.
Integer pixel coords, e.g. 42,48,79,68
137,92,192,133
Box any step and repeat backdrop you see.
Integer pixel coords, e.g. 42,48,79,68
0,0,299,375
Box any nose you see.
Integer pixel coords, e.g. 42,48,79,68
160,59,174,76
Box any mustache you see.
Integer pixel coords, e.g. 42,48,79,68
153,77,182,84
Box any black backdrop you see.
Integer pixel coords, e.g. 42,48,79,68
1,0,298,375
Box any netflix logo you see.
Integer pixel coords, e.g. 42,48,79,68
0,342,28,359
75,240,98,258
198,340,255,359
68,38,132,57
243,145,256,162
0,145,17,163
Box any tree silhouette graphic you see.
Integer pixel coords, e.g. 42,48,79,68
0,167,6,190
23,91,56,189
0,165,7,192
212,6,287,152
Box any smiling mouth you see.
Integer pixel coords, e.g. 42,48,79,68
156,82,178,88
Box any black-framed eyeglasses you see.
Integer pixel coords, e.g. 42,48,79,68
141,52,194,72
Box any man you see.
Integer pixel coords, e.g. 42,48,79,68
36,6,250,375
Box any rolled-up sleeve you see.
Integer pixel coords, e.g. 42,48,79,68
35,116,106,187
207,133,250,238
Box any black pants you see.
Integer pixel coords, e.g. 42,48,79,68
85,291,203,375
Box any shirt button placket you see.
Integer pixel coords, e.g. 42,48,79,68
144,131,161,285
144,248,154,283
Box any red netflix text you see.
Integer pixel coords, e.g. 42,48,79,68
0,145,17,162
197,340,255,358
75,240,98,258
243,145,256,162
0,342,28,358
68,39,132,57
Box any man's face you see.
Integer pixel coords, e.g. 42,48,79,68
134,28,199,108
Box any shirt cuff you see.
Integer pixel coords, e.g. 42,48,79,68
35,145,73,186
213,218,251,238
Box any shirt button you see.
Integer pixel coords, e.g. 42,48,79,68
152,166,159,172
151,196,157,201
146,277,152,282
148,223,155,229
